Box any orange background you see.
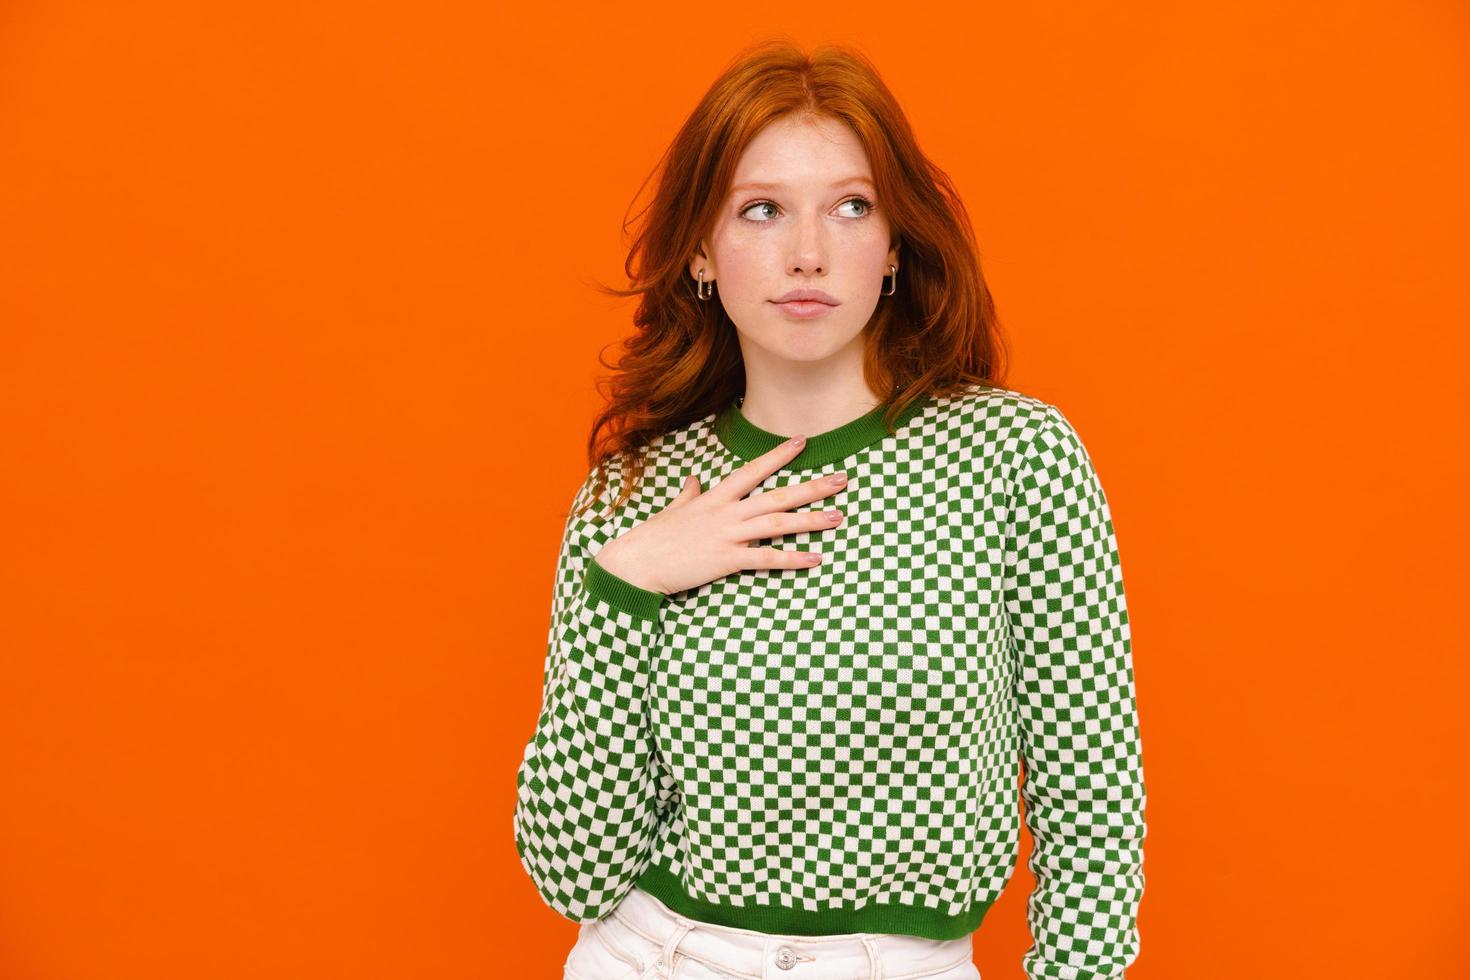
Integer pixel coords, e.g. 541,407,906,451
2,2,1467,977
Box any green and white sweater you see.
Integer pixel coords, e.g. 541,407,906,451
514,383,1146,980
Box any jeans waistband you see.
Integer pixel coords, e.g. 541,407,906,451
609,885,975,980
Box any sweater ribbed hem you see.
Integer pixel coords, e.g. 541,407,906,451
631,855,991,940
584,555,665,623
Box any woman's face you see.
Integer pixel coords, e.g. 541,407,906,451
691,114,899,373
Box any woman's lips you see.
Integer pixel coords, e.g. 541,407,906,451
772,300,836,319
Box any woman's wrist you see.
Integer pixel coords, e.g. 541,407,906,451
593,539,665,595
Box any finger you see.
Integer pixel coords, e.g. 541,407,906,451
737,507,843,543
706,434,808,503
672,474,702,504
735,545,824,571
734,468,848,519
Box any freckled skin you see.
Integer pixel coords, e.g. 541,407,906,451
689,114,901,380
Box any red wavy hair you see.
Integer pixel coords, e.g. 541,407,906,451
578,38,1011,519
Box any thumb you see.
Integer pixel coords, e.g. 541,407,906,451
675,473,703,501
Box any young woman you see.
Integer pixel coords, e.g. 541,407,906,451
514,40,1146,980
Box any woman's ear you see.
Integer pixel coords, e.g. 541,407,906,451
688,242,715,283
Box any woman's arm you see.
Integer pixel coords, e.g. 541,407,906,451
513,466,668,922
1005,405,1148,980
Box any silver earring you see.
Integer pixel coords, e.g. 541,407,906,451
881,263,897,296
697,268,715,301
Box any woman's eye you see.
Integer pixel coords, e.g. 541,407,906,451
740,201,780,221
737,197,876,222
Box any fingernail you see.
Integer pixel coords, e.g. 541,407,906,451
805,551,822,563
829,471,847,485
789,435,806,448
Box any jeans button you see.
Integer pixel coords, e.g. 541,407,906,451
775,945,798,970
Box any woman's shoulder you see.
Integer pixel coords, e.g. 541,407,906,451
930,382,1111,487
931,381,1059,440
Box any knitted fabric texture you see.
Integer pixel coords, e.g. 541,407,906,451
514,383,1147,980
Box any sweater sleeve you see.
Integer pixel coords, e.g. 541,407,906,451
1005,406,1147,980
513,468,668,922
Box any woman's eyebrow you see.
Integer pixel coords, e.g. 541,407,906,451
728,176,875,195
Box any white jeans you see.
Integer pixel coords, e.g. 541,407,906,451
564,885,982,980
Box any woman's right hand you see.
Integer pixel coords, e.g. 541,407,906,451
592,434,848,597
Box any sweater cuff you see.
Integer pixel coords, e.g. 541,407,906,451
584,554,665,623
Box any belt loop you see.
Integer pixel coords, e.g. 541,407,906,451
654,918,694,976
860,935,883,980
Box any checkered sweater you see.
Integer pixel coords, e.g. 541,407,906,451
514,383,1146,980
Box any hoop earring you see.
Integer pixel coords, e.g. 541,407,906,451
697,268,715,301
880,263,897,297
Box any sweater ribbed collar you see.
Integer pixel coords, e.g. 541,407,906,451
712,390,933,471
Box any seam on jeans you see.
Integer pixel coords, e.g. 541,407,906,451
886,954,979,979
671,950,735,979
608,906,661,948
608,912,761,980
590,918,644,973
670,949,749,980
